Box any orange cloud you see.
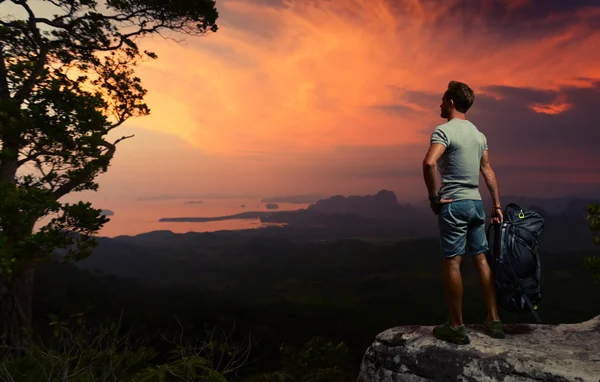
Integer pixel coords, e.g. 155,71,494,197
529,95,572,115
130,0,600,157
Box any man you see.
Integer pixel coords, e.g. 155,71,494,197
422,81,504,345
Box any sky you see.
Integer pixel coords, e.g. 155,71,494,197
7,0,600,207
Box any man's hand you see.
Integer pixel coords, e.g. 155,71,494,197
430,198,453,215
491,207,503,224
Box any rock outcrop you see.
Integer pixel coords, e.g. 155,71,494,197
358,315,600,382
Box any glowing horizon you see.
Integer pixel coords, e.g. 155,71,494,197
7,0,600,216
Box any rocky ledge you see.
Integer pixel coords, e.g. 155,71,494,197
358,315,600,382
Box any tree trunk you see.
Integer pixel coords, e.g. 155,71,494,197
0,267,34,360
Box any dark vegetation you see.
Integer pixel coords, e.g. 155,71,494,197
587,204,600,283
23,225,600,379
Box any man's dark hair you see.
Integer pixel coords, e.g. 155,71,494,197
444,81,475,113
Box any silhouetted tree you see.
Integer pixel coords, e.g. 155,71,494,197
0,0,218,356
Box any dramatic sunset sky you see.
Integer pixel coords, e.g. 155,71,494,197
13,0,600,206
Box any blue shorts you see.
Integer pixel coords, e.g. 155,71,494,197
438,199,489,258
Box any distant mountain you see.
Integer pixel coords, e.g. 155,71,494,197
161,191,598,226
154,190,598,252
158,190,427,235
306,189,416,219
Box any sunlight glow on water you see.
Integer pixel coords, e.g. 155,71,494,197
36,199,309,238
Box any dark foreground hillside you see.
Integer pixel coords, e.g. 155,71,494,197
34,235,600,377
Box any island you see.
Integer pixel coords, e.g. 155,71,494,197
159,212,271,222
265,203,279,210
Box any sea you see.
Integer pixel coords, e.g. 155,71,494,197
90,198,311,238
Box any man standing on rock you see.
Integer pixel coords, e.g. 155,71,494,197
422,81,505,344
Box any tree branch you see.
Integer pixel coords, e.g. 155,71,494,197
95,26,162,52
51,135,134,199
17,149,62,166
112,134,135,146
0,20,38,47
32,9,168,53
11,0,49,104
32,157,59,191
108,117,127,132
34,7,152,30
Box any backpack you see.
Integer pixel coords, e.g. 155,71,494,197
486,203,545,323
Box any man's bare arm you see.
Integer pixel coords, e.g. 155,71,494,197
480,150,501,208
423,143,446,196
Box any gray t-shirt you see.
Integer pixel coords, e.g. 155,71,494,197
430,118,488,201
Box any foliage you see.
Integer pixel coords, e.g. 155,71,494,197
246,336,351,382
589,204,600,245
586,204,600,284
0,0,218,275
0,305,352,382
132,320,253,381
0,313,252,381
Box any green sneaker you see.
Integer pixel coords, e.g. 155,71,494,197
433,322,470,345
484,319,505,339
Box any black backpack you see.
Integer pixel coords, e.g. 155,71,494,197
486,203,545,322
